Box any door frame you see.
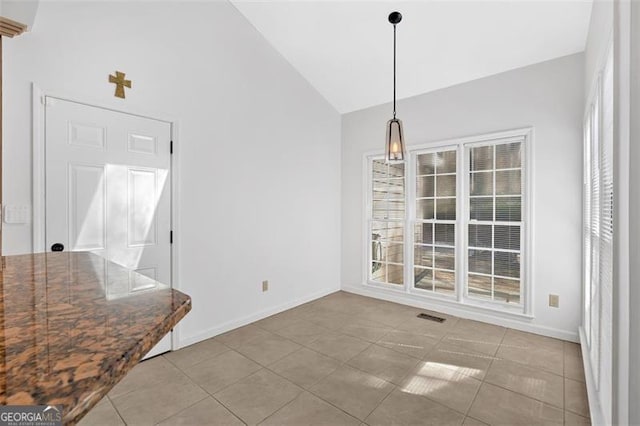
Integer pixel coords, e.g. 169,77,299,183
31,83,184,351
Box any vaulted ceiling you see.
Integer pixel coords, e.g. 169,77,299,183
231,0,593,113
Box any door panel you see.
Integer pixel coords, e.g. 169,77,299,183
68,163,106,252
45,98,172,357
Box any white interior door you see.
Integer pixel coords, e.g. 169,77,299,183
45,97,173,357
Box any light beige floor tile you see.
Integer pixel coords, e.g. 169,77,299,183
254,311,304,332
236,332,301,366
216,324,272,349
462,416,488,425
100,294,592,425
398,359,482,414
502,329,564,352
340,321,394,343
355,308,411,328
565,410,591,425
286,302,319,318
347,344,419,385
309,365,394,420
109,356,184,399
308,310,358,330
423,342,495,381
468,383,564,425
260,391,361,426
310,296,371,316
182,350,261,394
564,341,582,358
269,347,340,388
307,332,371,362
565,378,590,418
214,369,302,425
157,397,243,425
376,329,440,359
308,294,346,308
111,374,207,425
164,338,229,370
78,397,124,426
334,301,374,316
275,320,331,345
484,358,564,408
441,320,504,356
394,316,455,340
440,335,500,357
451,319,506,341
365,388,464,426
565,350,586,382
496,340,564,376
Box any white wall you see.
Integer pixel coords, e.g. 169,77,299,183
629,2,640,424
342,53,584,341
2,1,341,346
585,0,614,97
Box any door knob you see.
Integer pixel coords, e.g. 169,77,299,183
51,243,64,252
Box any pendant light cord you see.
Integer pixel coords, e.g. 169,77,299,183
393,23,397,119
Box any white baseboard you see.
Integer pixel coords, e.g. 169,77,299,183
177,286,340,349
342,283,579,342
579,327,607,426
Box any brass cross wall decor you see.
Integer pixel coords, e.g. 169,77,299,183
108,71,132,99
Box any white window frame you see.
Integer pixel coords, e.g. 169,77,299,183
581,41,613,420
463,136,529,312
363,127,534,317
365,156,407,288
408,144,461,302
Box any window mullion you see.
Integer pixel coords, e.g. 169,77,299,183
457,144,465,303
491,145,496,301
405,152,414,293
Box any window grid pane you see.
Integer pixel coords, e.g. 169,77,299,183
414,150,456,294
370,159,405,286
467,142,523,305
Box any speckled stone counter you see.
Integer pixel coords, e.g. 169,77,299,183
0,252,192,424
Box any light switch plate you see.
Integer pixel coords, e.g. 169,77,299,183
3,205,30,224
549,294,559,308
262,280,269,292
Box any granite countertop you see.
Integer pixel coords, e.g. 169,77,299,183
0,252,192,424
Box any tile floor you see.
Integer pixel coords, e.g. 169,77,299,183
79,291,590,425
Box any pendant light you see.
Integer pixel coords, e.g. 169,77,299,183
386,11,406,162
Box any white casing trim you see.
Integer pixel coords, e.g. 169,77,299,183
580,326,607,426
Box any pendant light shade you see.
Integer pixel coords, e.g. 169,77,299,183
386,118,405,162
385,11,406,163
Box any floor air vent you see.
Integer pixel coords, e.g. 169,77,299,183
417,313,446,323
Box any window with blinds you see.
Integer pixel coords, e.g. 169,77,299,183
598,49,614,406
369,159,405,285
583,110,593,346
583,46,613,416
467,141,523,305
366,129,529,313
413,150,457,294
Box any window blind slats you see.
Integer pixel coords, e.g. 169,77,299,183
467,141,523,305
413,149,457,294
369,160,405,286
583,46,613,416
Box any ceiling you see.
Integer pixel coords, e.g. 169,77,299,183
230,0,593,113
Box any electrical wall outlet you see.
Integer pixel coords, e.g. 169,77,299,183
549,294,559,308
262,280,269,292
